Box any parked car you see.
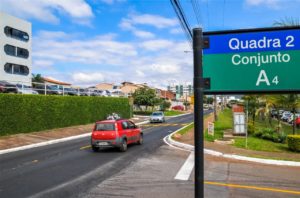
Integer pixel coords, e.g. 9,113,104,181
281,111,292,122
79,88,89,96
150,111,165,123
288,114,300,125
172,105,184,111
270,109,278,118
91,119,143,152
35,85,63,95
296,117,300,128
0,81,17,93
16,84,38,94
63,87,77,96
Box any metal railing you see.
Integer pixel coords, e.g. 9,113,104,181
0,80,126,97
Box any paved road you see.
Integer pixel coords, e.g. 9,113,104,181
0,113,195,198
1,111,300,198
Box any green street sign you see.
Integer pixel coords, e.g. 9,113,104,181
203,27,300,94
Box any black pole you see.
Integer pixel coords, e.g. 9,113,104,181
193,28,204,198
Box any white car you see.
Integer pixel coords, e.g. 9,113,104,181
16,84,38,94
150,112,165,123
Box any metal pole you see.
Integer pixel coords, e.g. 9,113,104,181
193,28,204,198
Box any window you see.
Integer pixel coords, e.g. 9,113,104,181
122,121,128,129
4,45,29,59
4,44,16,56
17,47,29,58
95,123,115,131
4,63,29,76
4,26,29,42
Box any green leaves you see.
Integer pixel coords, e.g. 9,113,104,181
0,94,130,136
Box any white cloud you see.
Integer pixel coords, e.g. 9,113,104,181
126,14,178,29
32,30,192,88
33,60,54,69
132,30,155,39
170,28,183,34
33,31,137,65
245,0,283,9
72,72,105,83
119,13,179,39
139,40,174,51
99,0,126,4
0,0,94,25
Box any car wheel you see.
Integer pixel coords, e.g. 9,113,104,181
92,145,99,152
137,134,143,145
119,139,127,152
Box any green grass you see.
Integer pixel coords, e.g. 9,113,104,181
234,136,290,152
251,118,300,135
134,110,185,116
204,109,232,142
164,110,185,116
175,123,194,136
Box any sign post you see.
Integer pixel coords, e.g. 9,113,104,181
193,28,204,198
203,27,300,94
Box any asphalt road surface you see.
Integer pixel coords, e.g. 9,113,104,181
1,111,300,198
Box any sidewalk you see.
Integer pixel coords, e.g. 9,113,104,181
174,114,300,162
0,116,149,151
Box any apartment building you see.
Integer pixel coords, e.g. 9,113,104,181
0,12,32,85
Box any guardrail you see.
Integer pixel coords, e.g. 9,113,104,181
0,80,126,97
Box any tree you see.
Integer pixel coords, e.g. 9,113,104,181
32,73,44,83
273,17,300,27
161,100,171,111
132,87,157,111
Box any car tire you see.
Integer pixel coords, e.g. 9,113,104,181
92,145,99,152
137,134,143,145
119,139,127,152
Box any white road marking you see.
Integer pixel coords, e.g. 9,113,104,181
174,152,194,180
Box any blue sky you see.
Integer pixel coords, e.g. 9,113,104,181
1,0,300,88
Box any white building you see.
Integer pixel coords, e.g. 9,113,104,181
0,12,32,85
167,83,193,100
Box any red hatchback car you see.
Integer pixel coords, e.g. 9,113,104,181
91,119,143,152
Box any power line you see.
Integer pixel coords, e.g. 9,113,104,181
170,0,193,48
191,0,201,27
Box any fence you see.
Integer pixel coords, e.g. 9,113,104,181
0,80,126,97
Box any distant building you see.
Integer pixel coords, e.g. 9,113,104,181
158,89,176,101
0,12,32,85
42,77,71,88
167,83,193,100
95,83,116,90
120,82,148,96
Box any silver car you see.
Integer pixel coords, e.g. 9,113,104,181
150,112,165,123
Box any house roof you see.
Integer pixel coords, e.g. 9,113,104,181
43,77,71,86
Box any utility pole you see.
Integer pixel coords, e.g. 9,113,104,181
193,28,204,198
214,95,217,121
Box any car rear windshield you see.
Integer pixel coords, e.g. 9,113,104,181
95,123,115,131
152,112,162,116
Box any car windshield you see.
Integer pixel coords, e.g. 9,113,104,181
152,112,162,116
95,123,115,131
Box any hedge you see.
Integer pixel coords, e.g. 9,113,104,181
0,94,130,136
287,135,300,152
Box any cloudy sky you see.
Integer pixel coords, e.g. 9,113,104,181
1,0,299,88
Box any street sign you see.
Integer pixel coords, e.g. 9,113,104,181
207,122,214,136
203,27,300,94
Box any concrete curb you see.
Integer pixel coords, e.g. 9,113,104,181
0,120,149,155
164,124,300,167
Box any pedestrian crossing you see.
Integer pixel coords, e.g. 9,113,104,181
141,123,189,127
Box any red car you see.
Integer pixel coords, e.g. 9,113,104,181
91,119,143,152
172,105,184,111
296,117,300,128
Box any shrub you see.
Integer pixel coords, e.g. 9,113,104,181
272,132,287,143
247,122,255,135
0,94,130,136
287,135,300,152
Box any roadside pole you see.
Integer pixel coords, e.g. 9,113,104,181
193,28,204,198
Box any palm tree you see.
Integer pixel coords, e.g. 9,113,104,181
273,17,300,27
